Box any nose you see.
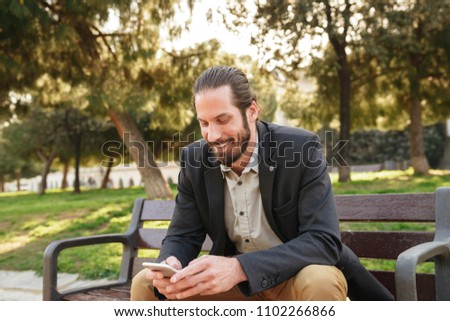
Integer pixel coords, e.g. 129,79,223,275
204,123,221,142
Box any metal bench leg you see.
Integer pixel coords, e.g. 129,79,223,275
435,252,450,300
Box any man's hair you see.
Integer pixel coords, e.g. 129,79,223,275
193,66,257,114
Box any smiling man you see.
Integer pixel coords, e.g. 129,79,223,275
130,66,393,301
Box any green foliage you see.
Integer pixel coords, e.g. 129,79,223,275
423,124,446,167
321,123,446,167
2,109,65,160
363,0,450,120
1,1,230,197
225,0,450,174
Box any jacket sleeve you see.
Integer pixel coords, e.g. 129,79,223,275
157,147,206,268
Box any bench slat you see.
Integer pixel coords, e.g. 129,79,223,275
335,193,435,221
341,231,434,259
140,194,436,222
138,229,435,259
138,228,213,251
141,200,175,220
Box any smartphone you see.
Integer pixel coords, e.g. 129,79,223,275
142,262,178,277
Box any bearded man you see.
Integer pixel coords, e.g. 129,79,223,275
130,66,393,301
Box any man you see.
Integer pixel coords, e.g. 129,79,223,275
131,66,394,301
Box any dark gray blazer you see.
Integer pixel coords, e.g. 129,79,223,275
158,121,394,300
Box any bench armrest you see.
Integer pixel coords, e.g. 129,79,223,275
43,233,134,301
395,240,450,300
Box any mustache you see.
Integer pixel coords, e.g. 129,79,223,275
208,138,235,147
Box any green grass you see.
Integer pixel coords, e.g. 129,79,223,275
330,168,450,194
0,187,147,278
0,168,448,280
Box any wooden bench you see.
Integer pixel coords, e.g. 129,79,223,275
43,187,450,301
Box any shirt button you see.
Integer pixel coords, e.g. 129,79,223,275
239,211,244,216
245,239,250,243
237,181,242,185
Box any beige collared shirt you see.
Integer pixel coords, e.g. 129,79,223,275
220,142,282,254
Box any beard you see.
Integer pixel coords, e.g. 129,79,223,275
208,116,251,167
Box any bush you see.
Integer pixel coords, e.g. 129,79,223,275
319,123,445,168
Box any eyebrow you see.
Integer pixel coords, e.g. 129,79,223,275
197,112,231,122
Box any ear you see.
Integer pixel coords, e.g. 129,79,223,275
247,101,260,121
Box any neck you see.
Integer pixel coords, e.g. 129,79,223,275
231,123,258,175
231,141,256,176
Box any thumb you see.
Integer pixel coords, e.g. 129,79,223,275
164,256,182,270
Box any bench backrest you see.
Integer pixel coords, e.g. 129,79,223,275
130,193,436,300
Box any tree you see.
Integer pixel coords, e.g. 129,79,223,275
364,0,450,175
0,140,15,192
61,106,110,193
226,0,372,182
2,108,67,194
2,0,186,199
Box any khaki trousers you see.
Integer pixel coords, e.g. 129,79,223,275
130,264,347,301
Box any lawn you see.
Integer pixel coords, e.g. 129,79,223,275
0,187,147,278
0,168,449,280
330,168,450,194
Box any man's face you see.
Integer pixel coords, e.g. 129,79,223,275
195,85,259,167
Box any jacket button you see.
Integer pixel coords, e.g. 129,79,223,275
261,279,269,288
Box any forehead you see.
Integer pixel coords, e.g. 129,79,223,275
194,86,239,118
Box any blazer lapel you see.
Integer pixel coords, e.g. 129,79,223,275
257,121,287,242
204,151,228,254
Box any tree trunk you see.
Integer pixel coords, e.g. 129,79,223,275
109,110,173,199
324,0,351,182
0,175,4,193
37,151,57,195
101,157,114,189
334,43,352,182
61,159,70,190
63,109,83,194
16,169,21,192
73,136,82,194
408,70,429,175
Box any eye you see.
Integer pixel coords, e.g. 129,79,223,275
199,120,208,127
216,116,230,125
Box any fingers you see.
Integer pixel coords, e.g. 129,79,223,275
149,256,188,299
171,257,208,283
175,281,211,299
152,278,171,288
154,274,196,299
146,269,165,280
145,256,182,281
150,255,241,300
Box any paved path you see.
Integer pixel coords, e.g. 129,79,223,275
0,270,110,301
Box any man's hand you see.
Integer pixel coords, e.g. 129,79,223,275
147,256,182,300
164,255,248,300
